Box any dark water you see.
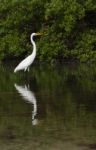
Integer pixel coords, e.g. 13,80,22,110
0,62,96,150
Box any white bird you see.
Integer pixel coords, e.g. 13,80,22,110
14,32,42,73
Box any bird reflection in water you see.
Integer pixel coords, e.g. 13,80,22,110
14,84,38,125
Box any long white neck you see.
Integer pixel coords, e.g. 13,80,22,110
30,35,36,55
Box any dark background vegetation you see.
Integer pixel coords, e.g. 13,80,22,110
0,0,96,62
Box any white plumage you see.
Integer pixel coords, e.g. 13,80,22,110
14,32,42,73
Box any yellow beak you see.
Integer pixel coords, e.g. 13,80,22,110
36,32,43,36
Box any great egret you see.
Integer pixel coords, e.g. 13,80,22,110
14,32,42,73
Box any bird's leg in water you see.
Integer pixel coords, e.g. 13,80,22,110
27,67,30,72
24,68,27,72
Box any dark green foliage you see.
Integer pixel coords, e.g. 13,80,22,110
0,0,96,62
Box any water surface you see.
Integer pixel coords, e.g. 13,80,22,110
0,62,96,150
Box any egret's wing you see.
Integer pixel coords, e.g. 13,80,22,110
14,55,32,72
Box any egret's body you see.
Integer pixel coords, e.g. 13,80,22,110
14,33,41,73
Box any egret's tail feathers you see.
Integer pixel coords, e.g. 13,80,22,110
14,70,16,73
14,68,17,73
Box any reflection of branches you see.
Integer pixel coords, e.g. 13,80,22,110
14,84,38,125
